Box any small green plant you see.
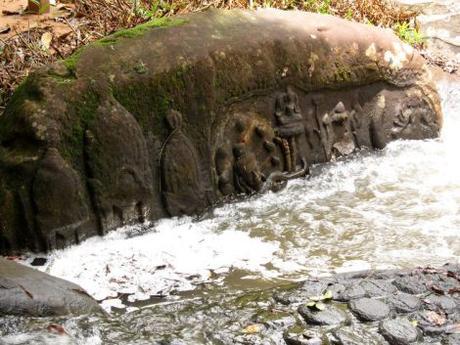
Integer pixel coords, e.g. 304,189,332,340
133,0,175,20
394,22,425,47
304,0,332,14
345,8,354,21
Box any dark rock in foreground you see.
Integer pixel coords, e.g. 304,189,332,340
0,9,442,254
0,258,102,316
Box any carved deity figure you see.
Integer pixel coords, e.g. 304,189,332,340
160,110,206,216
274,86,306,172
233,143,265,194
323,101,356,157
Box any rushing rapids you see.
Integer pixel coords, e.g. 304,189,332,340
0,80,458,345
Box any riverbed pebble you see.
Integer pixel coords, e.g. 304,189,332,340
379,318,419,345
349,298,391,321
298,305,349,326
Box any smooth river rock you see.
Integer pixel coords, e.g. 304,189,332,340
0,9,442,254
0,258,102,316
349,298,391,321
379,318,419,345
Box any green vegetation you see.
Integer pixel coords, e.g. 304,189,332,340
99,17,187,42
394,22,425,47
62,17,187,74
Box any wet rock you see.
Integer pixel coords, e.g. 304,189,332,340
424,295,457,314
359,279,398,297
443,334,460,345
414,310,448,336
387,292,421,313
393,276,429,295
30,258,47,266
379,318,418,345
333,284,366,302
274,290,310,306
349,298,391,321
298,305,349,326
332,327,386,345
0,258,102,317
284,326,323,345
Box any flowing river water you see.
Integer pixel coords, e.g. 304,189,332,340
1,80,460,344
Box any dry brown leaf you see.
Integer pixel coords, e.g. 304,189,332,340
425,311,447,326
40,32,53,50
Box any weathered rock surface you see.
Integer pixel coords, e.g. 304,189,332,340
0,258,102,316
349,297,391,321
379,318,419,344
0,9,442,253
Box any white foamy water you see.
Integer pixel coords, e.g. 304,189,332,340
26,81,460,311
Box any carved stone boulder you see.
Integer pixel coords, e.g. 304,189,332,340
0,9,442,253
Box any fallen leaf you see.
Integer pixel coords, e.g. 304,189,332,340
0,26,11,34
448,287,460,294
410,320,418,327
322,290,333,300
40,32,53,50
242,324,261,334
445,323,460,334
429,285,445,295
425,311,446,326
305,301,316,307
315,302,326,311
47,323,68,336
2,10,21,16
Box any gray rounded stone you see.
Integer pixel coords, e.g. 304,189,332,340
424,295,457,314
334,284,366,302
379,318,418,345
298,305,348,326
443,334,460,345
393,276,428,295
0,258,102,317
332,327,385,345
388,292,421,313
349,298,391,321
360,279,398,297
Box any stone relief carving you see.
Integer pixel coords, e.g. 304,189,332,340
322,101,357,159
85,98,153,233
215,112,289,196
160,110,207,216
33,148,95,250
273,86,308,174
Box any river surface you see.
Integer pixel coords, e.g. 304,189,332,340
1,81,459,344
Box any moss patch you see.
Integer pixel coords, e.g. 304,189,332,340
100,17,187,43
62,17,187,75
61,91,100,168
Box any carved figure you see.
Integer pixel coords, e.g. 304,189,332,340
328,101,356,157
233,143,265,194
85,98,152,232
215,147,234,196
274,87,306,172
160,110,207,216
